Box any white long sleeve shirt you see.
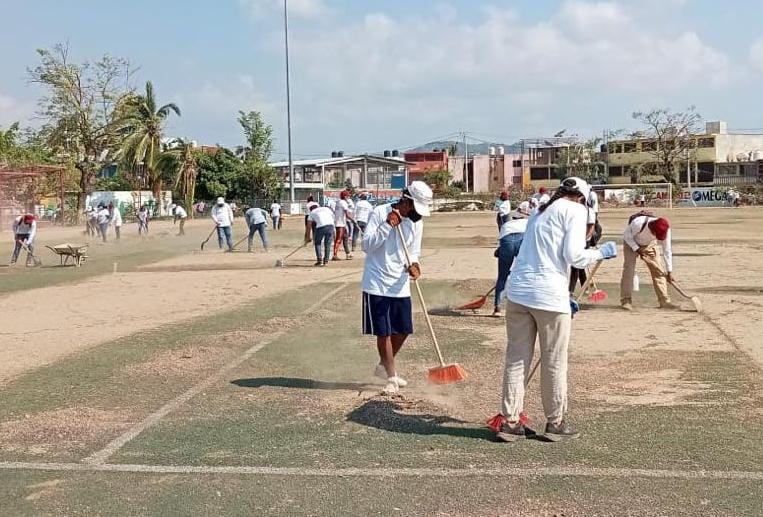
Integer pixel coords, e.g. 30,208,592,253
496,200,511,217
361,204,423,298
623,216,673,273
507,198,603,313
211,203,234,227
354,200,373,223
12,217,37,244
111,209,123,227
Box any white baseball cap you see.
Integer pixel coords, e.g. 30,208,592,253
559,177,590,201
216,197,225,204
404,181,433,217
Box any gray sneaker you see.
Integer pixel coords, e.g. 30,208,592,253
544,420,580,442
496,422,535,443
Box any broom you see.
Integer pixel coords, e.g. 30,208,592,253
200,226,217,251
486,358,540,431
275,242,308,268
395,225,467,384
574,260,607,303
456,286,495,311
669,278,703,313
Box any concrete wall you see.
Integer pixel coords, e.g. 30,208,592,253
714,134,763,162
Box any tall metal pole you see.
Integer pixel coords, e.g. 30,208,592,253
284,0,295,203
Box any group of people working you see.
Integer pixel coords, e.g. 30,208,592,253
306,191,374,265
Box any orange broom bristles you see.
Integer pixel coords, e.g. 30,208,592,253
455,295,488,311
427,363,468,384
588,289,608,303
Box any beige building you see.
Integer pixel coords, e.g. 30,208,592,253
607,121,763,185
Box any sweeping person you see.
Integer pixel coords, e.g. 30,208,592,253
362,181,433,394
96,204,110,242
304,195,319,243
88,206,100,238
270,200,281,231
174,204,188,236
495,191,511,231
308,203,335,266
211,197,235,251
137,205,150,235
245,205,269,252
492,201,530,317
10,214,37,266
109,202,122,240
620,214,677,311
569,188,602,294
332,191,354,261
493,177,618,443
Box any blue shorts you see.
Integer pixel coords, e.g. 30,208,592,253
362,292,413,337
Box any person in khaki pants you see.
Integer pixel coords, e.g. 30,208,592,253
620,215,677,310
492,177,619,443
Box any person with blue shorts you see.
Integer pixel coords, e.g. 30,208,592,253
361,181,433,394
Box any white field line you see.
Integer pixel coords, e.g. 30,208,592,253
83,282,350,466
2,461,763,481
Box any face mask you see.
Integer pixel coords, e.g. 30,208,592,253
217,202,224,207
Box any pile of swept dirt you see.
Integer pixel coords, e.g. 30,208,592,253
0,407,131,455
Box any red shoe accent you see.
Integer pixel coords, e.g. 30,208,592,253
486,413,507,432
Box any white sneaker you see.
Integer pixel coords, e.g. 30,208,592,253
374,365,408,387
382,378,399,394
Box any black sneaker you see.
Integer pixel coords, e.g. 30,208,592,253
544,420,580,442
314,261,322,266
495,422,534,443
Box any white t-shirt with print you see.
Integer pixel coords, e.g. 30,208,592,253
334,199,349,228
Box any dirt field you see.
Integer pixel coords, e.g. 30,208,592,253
0,207,761,516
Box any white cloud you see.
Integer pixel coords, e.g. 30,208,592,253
239,0,327,19
0,92,34,127
750,37,763,72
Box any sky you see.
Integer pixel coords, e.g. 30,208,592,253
2,0,763,159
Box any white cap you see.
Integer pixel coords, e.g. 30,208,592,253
559,177,590,201
404,181,433,217
518,201,531,214
216,197,225,204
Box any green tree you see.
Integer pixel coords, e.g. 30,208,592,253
423,168,451,194
195,148,241,200
28,43,133,217
116,81,181,198
157,138,199,216
232,110,281,202
236,110,273,162
555,138,605,182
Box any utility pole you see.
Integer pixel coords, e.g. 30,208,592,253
284,0,295,204
463,132,469,193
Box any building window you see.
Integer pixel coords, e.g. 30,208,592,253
623,142,637,153
697,137,715,148
530,167,550,180
512,159,522,167
641,141,657,152
608,166,624,177
608,143,622,154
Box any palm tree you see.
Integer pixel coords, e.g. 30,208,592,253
157,138,198,218
117,81,180,198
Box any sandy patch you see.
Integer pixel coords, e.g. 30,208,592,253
126,346,237,377
0,407,131,455
587,368,713,407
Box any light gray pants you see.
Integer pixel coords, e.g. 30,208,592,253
501,300,571,425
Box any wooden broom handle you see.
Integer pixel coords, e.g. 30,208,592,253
395,224,446,367
574,260,603,302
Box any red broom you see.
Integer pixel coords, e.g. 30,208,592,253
456,286,495,311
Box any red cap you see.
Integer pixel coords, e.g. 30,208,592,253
649,218,670,240
340,191,349,199
22,214,35,224
539,186,548,194
500,191,509,201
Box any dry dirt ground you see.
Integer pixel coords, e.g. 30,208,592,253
0,207,761,516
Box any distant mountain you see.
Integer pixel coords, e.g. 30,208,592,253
408,140,522,156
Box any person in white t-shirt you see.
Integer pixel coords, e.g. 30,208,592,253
10,214,37,266
361,181,433,394
620,214,675,310
109,202,122,240
492,177,618,443
96,204,111,242
569,189,602,295
308,204,335,265
211,197,235,251
137,205,150,236
492,201,530,317
173,204,188,236
270,201,282,230
304,195,319,243
332,191,355,260
495,191,512,231
245,205,269,252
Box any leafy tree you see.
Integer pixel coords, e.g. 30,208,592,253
632,106,702,183
116,81,181,198
195,147,241,201
236,110,273,162
157,138,199,216
555,138,605,182
423,168,451,194
28,43,133,216
0,123,52,166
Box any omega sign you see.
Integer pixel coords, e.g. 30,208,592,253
678,187,729,206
